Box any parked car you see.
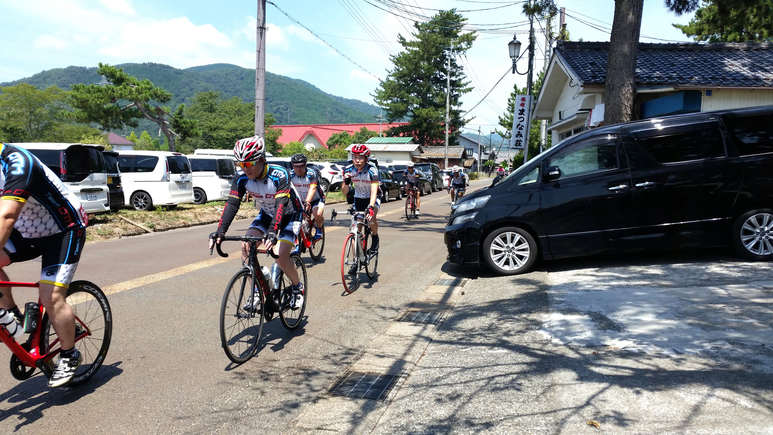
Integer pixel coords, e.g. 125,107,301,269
378,169,402,203
116,151,194,211
187,155,236,204
17,143,111,214
102,150,125,211
393,170,432,197
445,105,773,276
414,162,443,192
309,161,344,192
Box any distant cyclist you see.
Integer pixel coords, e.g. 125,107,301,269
0,143,88,387
448,165,466,205
210,135,305,310
342,144,380,268
402,162,421,216
289,153,325,240
491,166,506,187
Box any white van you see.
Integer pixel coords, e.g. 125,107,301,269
193,148,273,158
116,150,194,210
13,142,110,214
187,155,236,204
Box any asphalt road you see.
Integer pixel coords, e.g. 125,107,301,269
1,177,773,434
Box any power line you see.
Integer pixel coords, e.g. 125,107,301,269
462,66,511,117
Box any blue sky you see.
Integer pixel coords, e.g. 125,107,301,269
0,0,696,133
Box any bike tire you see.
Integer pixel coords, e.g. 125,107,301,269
279,254,308,329
219,268,263,364
341,233,360,294
405,196,411,220
39,280,113,387
365,232,379,279
309,226,325,261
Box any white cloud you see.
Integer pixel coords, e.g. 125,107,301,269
99,0,135,16
33,35,67,50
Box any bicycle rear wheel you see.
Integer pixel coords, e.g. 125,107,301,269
309,225,325,261
219,268,263,364
365,232,379,279
278,254,308,329
40,280,113,387
341,233,360,294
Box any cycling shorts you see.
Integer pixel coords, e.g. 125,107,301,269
407,181,419,190
250,211,301,246
4,228,86,288
310,198,325,212
353,196,380,212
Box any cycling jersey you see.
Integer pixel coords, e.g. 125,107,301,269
449,173,466,188
0,143,87,239
344,162,379,199
217,164,302,236
291,168,324,204
403,169,420,185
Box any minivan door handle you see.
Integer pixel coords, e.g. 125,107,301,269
635,181,656,188
608,184,629,191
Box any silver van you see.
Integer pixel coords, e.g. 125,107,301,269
187,155,236,204
116,151,194,210
14,143,110,214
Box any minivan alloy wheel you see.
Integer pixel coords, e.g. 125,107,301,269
483,227,537,275
131,191,153,211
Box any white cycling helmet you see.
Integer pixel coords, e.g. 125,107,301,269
407,162,414,168
452,165,460,173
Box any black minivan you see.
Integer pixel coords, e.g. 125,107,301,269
445,105,773,275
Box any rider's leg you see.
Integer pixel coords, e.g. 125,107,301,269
416,189,421,210
276,240,299,285
0,254,20,320
313,204,324,230
243,227,264,263
38,282,76,350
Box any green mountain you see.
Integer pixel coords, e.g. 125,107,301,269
0,63,382,130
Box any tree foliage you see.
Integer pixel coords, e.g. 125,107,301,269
327,131,352,149
68,63,200,152
673,0,773,42
352,127,378,144
0,83,71,142
373,9,476,146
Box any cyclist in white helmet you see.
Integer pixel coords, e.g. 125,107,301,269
448,165,466,205
402,161,422,216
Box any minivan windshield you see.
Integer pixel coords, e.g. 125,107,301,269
166,156,191,174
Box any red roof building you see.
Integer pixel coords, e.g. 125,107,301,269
274,122,409,149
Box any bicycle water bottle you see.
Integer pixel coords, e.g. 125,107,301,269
261,266,274,290
0,308,23,340
270,263,281,290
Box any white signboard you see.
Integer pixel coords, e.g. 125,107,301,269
509,94,532,150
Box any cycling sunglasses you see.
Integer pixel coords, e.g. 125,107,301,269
237,161,260,168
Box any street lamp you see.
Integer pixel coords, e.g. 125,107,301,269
508,36,522,74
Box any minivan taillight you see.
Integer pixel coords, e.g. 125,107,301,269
164,159,170,182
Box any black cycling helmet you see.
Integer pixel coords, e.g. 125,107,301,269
291,153,307,164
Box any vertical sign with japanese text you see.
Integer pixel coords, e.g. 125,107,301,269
510,95,531,150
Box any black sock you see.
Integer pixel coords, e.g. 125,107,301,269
60,347,76,358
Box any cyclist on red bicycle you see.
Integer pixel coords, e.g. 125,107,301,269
342,144,380,260
448,165,466,205
0,143,88,387
289,153,325,240
402,162,421,216
210,135,305,310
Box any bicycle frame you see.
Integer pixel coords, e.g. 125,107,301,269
348,210,370,262
0,281,89,376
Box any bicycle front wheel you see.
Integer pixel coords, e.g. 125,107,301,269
278,254,308,329
341,233,360,294
309,225,325,261
40,280,113,387
405,196,411,220
220,268,263,364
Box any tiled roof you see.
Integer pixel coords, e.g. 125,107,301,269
345,143,419,152
421,146,465,159
102,132,134,145
366,137,415,144
274,123,409,148
555,41,773,88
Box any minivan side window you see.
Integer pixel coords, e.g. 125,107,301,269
167,156,191,174
117,155,158,173
635,128,725,163
723,113,773,156
191,159,217,172
547,138,619,178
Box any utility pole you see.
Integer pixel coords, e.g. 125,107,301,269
540,10,552,153
444,48,451,170
254,0,266,136
477,126,481,173
524,11,535,164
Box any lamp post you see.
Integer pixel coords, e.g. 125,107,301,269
508,12,535,164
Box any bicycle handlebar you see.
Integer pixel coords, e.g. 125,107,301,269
210,235,279,259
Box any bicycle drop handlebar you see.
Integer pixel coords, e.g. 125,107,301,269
210,235,280,260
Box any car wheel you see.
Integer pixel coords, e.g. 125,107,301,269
320,179,330,193
482,226,538,275
732,209,773,261
193,188,207,205
395,188,402,200
130,191,154,211
383,190,390,203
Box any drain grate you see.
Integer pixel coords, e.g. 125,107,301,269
435,278,464,287
328,371,403,401
397,310,442,324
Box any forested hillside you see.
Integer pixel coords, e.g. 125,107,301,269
1,63,381,128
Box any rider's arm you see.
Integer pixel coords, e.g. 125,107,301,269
0,199,24,250
267,168,295,235
368,166,379,208
305,172,318,204
215,174,247,236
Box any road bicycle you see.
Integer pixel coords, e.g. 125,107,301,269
213,235,308,364
292,209,325,261
404,184,419,220
450,186,466,206
340,207,378,294
0,280,112,387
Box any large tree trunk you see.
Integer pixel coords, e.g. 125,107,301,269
604,0,644,125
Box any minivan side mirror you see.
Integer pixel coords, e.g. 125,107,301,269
544,165,562,182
